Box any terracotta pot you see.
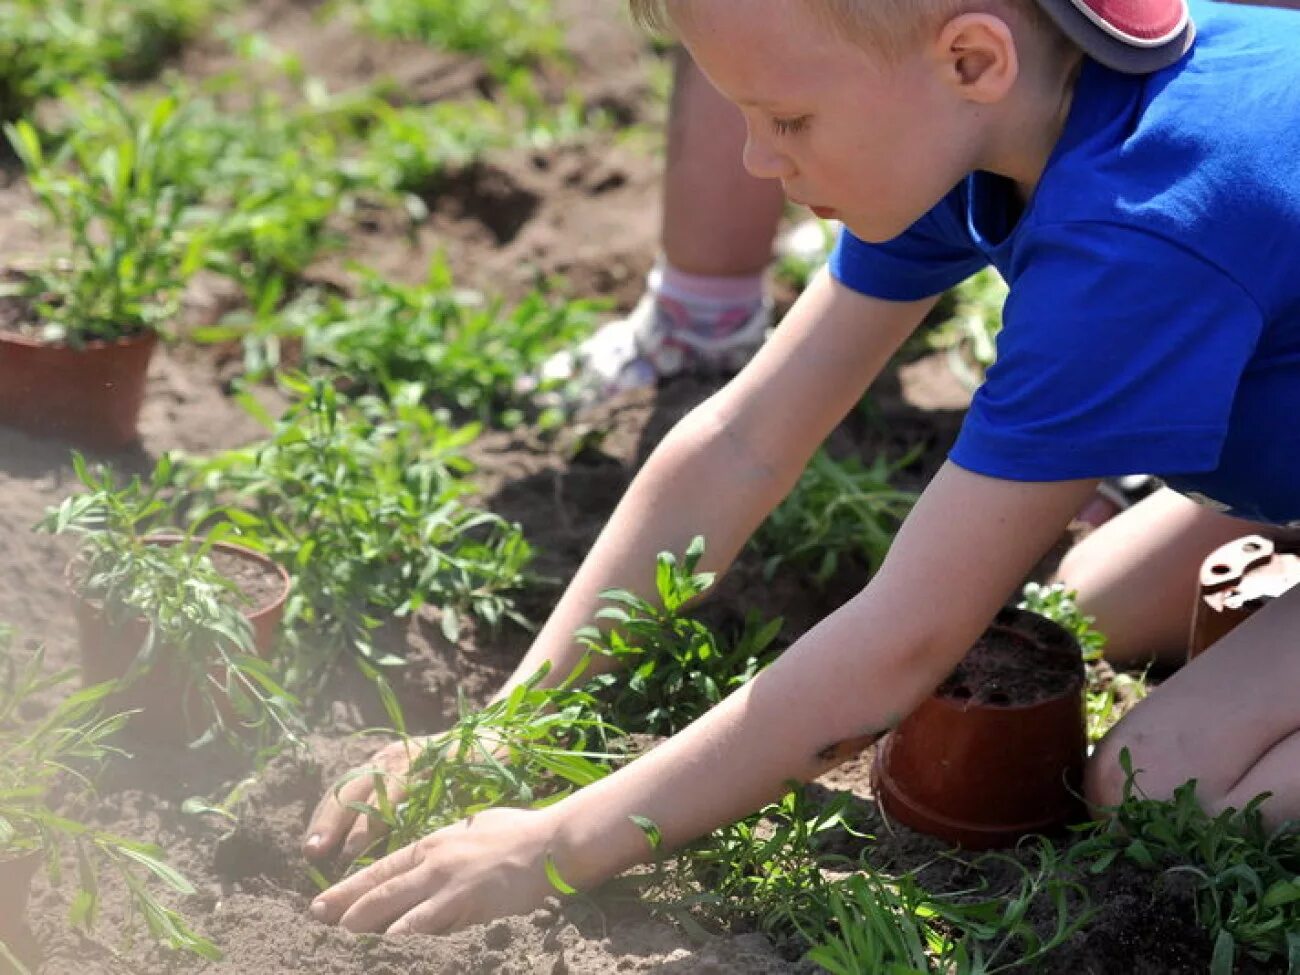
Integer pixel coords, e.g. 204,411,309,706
872,607,1087,850
1189,535,1300,660
68,536,290,740
0,328,156,450
0,851,42,972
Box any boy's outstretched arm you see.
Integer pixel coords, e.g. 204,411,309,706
304,269,931,861
310,457,1098,934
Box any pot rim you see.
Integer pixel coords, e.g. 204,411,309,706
0,326,158,353
65,533,291,623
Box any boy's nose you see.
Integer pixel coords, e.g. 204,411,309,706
742,134,794,181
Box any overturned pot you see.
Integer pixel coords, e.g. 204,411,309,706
872,607,1087,850
0,851,42,972
68,536,290,740
1189,534,1300,660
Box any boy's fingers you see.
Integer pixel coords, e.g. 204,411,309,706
388,897,459,936
303,773,379,858
340,809,385,863
311,841,427,926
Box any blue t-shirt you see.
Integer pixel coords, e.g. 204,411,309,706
830,0,1300,526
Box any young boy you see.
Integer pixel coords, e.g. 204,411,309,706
304,0,1300,935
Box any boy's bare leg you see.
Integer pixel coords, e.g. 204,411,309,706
1087,581,1300,826
660,48,786,277
1054,488,1264,668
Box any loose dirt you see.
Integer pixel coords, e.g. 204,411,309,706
0,2,1279,972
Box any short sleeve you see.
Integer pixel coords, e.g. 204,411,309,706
829,186,990,301
950,223,1265,482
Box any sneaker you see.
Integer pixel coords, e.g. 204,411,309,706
539,292,773,404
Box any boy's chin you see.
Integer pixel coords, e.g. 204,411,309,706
841,214,910,244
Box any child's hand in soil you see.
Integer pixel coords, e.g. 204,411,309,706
308,807,559,934
303,736,434,862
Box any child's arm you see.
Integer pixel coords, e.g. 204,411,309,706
309,357,1099,937
304,268,933,859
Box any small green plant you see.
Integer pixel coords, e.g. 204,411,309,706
806,840,1089,974
180,378,534,668
38,455,302,747
328,0,563,76
1018,582,1106,662
926,268,1008,390
1072,750,1300,974
577,536,784,736
755,449,919,586
4,89,207,344
0,627,219,969
343,664,623,864
292,259,602,425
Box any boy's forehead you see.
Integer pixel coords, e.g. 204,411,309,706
672,0,857,100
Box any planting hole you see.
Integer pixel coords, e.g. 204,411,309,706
987,691,1011,706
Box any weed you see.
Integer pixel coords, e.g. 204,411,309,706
1072,750,1300,974
577,537,784,736
754,449,919,586
38,455,303,749
0,627,219,968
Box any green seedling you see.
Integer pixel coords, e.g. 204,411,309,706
38,454,303,750
343,664,624,864
925,268,1008,389
4,88,208,345
0,626,219,969
327,0,563,77
806,839,1090,975
1072,750,1300,974
577,536,784,736
179,377,533,673
289,258,601,425
755,449,919,586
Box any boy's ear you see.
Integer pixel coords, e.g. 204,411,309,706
931,13,1019,104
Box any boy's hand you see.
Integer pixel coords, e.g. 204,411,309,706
308,807,560,935
303,736,434,862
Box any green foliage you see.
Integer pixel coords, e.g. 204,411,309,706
4,90,208,344
351,665,623,861
37,455,303,747
1072,750,1300,974
0,0,216,123
287,259,601,425
755,449,919,586
807,840,1089,974
926,269,1008,390
577,537,784,736
0,628,219,965
329,0,563,75
180,378,534,664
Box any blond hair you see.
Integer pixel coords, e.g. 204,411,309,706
628,0,1067,62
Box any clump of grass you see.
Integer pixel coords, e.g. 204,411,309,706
0,627,220,969
1072,750,1300,974
576,536,783,736
754,449,918,586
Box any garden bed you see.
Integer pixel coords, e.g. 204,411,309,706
0,2,1288,973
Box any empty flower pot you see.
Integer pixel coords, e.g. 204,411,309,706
0,328,157,450
0,851,42,971
872,607,1087,850
1189,534,1300,660
68,536,290,740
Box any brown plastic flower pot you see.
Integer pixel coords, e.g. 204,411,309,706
872,607,1087,850
0,852,42,971
1189,535,1300,660
0,328,156,450
68,536,290,740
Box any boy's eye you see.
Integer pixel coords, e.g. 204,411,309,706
771,115,810,136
